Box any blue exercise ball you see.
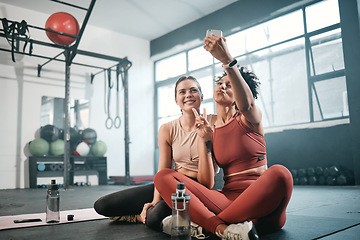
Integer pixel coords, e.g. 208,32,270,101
37,163,46,171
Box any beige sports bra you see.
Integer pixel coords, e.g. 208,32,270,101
170,118,199,172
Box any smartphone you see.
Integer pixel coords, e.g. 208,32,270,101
206,29,223,37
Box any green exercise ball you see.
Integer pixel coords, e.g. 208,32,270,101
50,139,65,156
91,140,107,156
29,138,49,156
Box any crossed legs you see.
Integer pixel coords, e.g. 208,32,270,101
154,165,293,235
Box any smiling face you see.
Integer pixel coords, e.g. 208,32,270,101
213,76,234,106
175,79,203,113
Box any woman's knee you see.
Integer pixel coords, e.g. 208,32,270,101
268,165,293,188
145,213,163,231
269,165,292,178
154,168,175,186
145,200,171,231
93,197,108,216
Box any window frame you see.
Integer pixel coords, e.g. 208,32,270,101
153,0,347,153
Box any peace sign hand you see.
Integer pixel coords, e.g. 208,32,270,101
192,108,212,141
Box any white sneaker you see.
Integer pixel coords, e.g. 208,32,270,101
216,221,259,240
190,222,208,239
161,215,209,239
161,215,172,235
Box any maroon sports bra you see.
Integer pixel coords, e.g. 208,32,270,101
211,113,267,177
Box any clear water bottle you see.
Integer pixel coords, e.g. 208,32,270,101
46,179,60,223
171,182,190,240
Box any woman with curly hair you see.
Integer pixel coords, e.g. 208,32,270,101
154,34,293,240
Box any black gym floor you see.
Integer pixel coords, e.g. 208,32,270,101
0,185,359,240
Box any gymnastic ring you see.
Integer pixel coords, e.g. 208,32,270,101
114,116,121,128
106,117,113,129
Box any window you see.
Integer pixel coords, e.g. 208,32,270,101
188,46,213,71
305,0,340,33
252,38,309,127
309,29,344,75
312,77,348,121
157,82,178,119
154,0,346,134
155,53,186,82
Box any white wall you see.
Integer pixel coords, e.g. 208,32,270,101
0,3,154,189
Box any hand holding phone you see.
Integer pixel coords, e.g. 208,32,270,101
206,29,222,37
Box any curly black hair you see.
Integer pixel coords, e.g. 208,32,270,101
214,66,260,99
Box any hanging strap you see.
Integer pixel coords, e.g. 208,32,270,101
1,18,32,62
114,64,122,128
105,68,114,129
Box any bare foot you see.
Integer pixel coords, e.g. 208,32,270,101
136,214,144,223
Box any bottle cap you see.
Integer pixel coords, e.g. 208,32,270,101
177,182,185,190
171,193,190,201
48,179,59,190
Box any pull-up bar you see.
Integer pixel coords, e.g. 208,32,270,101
50,0,89,11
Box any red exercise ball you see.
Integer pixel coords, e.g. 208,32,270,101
45,12,80,46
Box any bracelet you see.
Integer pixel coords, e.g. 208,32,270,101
222,58,237,69
205,140,212,153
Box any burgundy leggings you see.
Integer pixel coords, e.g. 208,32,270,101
154,164,293,235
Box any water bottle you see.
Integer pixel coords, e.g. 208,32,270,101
171,182,190,240
46,179,60,223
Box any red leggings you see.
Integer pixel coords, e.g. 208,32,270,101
154,164,293,235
